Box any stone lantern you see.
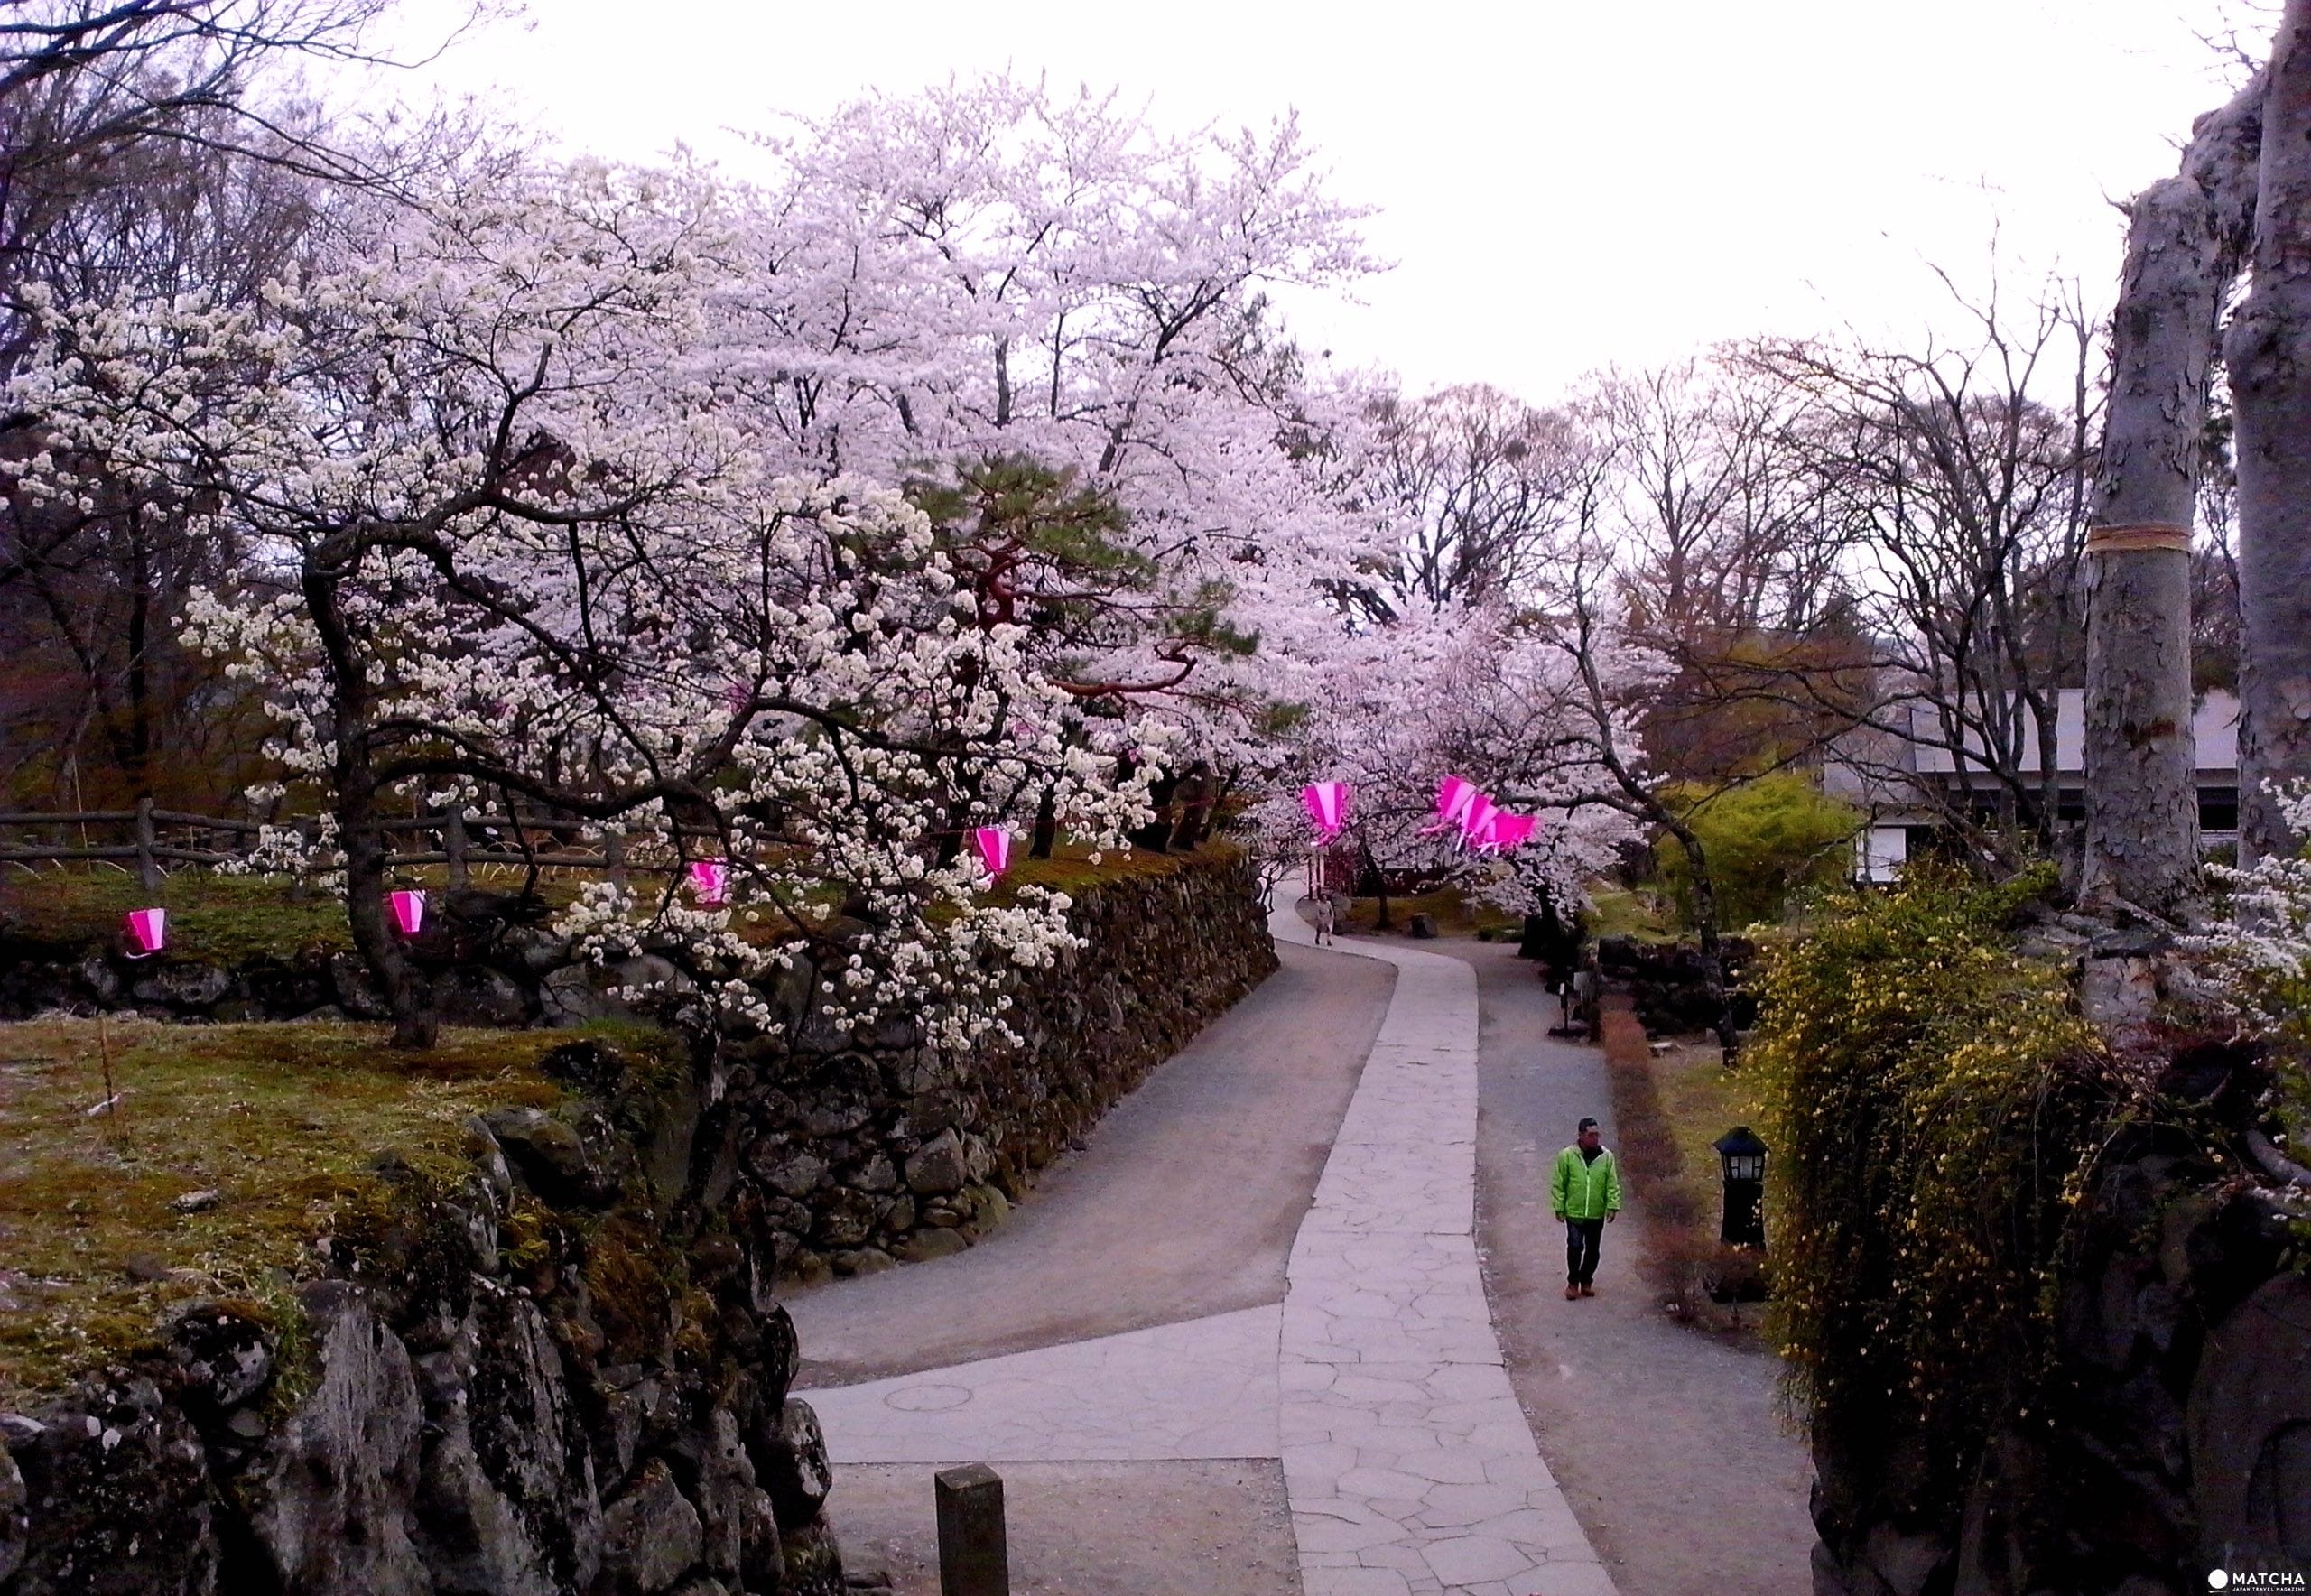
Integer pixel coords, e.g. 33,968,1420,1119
1713,1125,1768,1248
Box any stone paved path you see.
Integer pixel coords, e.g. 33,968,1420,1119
799,902,1614,1596
1273,909,1613,1596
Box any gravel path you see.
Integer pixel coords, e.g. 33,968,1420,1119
1437,937,1817,1596
786,938,1393,1385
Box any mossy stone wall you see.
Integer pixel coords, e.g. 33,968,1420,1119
710,845,1278,1284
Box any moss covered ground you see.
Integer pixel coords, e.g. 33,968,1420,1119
0,869,354,964
0,1016,638,1406
1341,885,1520,938
2,843,1208,966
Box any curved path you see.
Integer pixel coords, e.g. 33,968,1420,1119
787,938,1395,1384
795,904,1618,1596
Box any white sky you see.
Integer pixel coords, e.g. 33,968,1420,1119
372,0,2266,402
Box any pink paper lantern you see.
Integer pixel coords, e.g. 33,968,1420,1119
974,827,1013,877
1483,813,1540,853
1300,781,1350,838
688,858,729,905
1422,775,1479,835
389,889,426,937
1459,794,1499,849
123,907,166,958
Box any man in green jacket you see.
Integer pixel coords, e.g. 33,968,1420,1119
1550,1116,1621,1300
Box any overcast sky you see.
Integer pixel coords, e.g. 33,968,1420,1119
376,0,2265,402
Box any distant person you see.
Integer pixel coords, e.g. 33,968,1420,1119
1568,951,1601,1037
1550,1116,1621,1300
1311,895,1338,945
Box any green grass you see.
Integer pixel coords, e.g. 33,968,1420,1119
1,844,1212,965
1584,884,1676,942
1002,840,1217,897
1657,1040,1763,1213
0,869,354,964
0,1016,647,1406
1341,885,1520,938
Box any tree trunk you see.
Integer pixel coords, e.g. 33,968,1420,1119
1030,788,1058,860
309,552,436,1048
2084,72,2263,914
1658,810,1738,1053
1360,836,1392,931
2234,3,2311,863
341,756,436,1049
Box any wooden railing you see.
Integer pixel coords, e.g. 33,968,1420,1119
0,802,709,891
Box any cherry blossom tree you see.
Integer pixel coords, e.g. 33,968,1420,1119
12,157,1163,1047
1258,596,1649,929
719,75,1390,783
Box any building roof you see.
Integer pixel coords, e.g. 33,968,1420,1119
1903,688,2237,778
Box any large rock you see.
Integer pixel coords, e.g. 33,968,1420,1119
2190,1273,2311,1568
540,957,692,1027
595,1458,703,1595
693,1406,781,1589
245,1284,431,1596
746,1141,827,1200
778,1517,845,1596
436,965,532,1027
6,1377,218,1594
411,1289,601,1595
162,1302,274,1413
540,964,609,1027
904,1129,969,1196
483,1107,608,1206
329,951,394,1019
753,1398,832,1534
128,961,232,1010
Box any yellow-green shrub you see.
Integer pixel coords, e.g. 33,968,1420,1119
1748,868,2113,1495
1654,773,1860,931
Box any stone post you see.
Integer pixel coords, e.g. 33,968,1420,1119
935,1463,1008,1595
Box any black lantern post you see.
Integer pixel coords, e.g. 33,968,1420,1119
1713,1126,1768,1248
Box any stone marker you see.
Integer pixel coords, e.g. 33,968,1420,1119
934,1462,1007,1595
1406,912,1438,938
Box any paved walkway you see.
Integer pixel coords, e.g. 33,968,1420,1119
1449,940,1815,1596
788,939,1393,1384
799,903,1614,1596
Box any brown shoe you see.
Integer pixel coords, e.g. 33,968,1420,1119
1579,1285,1597,1297
1564,1284,1581,1300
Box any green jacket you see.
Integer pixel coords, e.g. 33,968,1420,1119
1551,1146,1622,1221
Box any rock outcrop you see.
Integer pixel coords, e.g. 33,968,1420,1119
0,1035,843,1596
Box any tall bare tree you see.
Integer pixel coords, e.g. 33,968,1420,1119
2232,0,2311,863
1363,383,1587,615
1739,277,2100,862
2081,70,2263,918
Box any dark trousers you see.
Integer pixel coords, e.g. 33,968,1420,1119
1564,1218,1603,1286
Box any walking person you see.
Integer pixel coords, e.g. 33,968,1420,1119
1311,894,1338,945
1550,1116,1621,1300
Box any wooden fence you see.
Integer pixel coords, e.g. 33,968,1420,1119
0,801,698,892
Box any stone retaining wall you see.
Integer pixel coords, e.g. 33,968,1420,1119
715,847,1277,1284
